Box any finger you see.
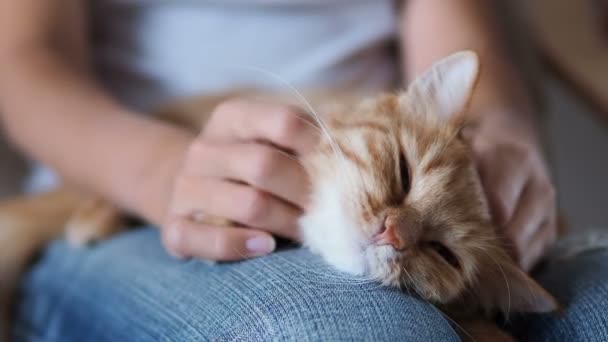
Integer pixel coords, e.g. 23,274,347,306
520,217,557,271
204,98,320,155
185,141,309,208
477,156,529,226
504,180,556,261
171,178,301,240
162,217,276,261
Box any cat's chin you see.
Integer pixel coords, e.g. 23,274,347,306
298,180,368,276
299,213,366,276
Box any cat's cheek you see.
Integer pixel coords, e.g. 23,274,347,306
362,248,403,286
298,174,367,275
299,213,366,276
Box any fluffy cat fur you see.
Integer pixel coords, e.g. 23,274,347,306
0,51,558,341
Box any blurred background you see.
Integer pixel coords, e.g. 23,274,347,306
525,0,608,229
0,0,607,230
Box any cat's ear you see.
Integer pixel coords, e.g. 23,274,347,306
477,258,559,315
407,50,480,122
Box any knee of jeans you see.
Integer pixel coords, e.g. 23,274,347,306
221,286,460,341
514,292,608,342
513,248,608,341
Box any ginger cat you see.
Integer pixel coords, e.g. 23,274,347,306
0,51,557,341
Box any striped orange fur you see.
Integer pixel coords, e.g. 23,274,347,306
0,51,556,341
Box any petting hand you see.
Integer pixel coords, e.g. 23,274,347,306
161,98,318,261
470,113,558,271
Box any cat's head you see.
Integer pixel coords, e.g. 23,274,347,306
299,51,557,317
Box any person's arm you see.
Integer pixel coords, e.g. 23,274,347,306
402,0,538,131
401,0,557,270
0,0,193,224
0,0,315,261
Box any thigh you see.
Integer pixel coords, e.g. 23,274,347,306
512,236,608,341
14,228,459,342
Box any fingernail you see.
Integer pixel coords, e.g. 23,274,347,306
246,236,276,255
165,225,187,260
168,249,187,260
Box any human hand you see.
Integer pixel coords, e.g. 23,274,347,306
470,113,558,271
161,98,318,261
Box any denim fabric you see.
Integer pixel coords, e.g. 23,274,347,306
510,248,608,341
13,228,460,342
13,228,608,341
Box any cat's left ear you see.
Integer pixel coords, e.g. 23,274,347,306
407,50,480,122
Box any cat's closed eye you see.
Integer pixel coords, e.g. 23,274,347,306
399,153,410,195
428,241,460,268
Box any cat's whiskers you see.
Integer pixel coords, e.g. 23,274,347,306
426,303,476,342
410,261,441,300
400,266,416,297
399,264,474,341
301,106,374,214
272,148,301,163
432,119,470,171
341,134,377,215
402,271,474,341
477,247,512,318
225,66,381,285
232,65,369,214
233,66,343,158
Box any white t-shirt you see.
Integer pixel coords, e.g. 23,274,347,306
27,0,399,191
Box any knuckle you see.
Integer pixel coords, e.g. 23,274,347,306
504,142,530,163
546,225,558,244
476,147,493,164
173,174,195,196
242,189,269,223
507,240,522,264
538,181,557,203
546,184,557,202
248,148,277,183
504,229,523,255
494,201,510,225
162,220,188,255
186,139,211,161
211,232,232,259
214,98,242,117
273,106,303,143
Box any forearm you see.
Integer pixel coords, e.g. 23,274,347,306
402,0,538,137
0,47,194,224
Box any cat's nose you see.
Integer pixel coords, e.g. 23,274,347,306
373,217,406,251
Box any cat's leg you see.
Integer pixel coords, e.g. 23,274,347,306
65,197,125,247
0,188,83,338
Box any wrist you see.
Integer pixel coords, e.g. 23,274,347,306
119,116,195,225
478,109,539,142
470,87,542,147
468,61,543,144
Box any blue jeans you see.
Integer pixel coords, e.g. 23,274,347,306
12,228,608,341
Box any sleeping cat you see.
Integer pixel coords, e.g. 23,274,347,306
0,51,557,341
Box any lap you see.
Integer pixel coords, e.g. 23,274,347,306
14,228,459,342
511,234,608,341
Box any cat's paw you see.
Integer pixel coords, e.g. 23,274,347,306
0,216,35,290
64,198,124,247
0,216,36,339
